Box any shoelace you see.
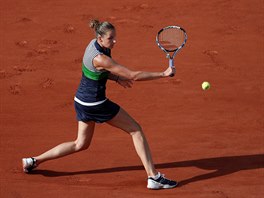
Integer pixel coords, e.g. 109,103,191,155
159,174,169,182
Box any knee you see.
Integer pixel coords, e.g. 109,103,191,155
74,140,90,152
129,122,143,136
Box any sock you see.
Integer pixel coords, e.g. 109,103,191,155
149,172,160,180
32,158,37,165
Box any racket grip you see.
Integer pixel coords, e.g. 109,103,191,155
169,59,174,68
169,58,175,77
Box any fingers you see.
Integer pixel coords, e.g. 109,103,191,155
163,66,175,77
118,79,133,88
170,67,176,77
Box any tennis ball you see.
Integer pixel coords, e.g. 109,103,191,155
202,81,210,90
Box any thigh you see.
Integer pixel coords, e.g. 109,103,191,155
76,121,95,145
107,107,141,133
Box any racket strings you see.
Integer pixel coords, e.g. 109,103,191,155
158,28,185,51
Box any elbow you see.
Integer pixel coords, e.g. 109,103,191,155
129,72,141,81
131,76,140,81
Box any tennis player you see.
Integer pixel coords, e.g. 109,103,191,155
22,19,177,189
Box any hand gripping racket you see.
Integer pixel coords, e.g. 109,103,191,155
156,26,187,76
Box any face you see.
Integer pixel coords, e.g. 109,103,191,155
98,30,116,49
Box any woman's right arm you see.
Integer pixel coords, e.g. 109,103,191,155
93,54,175,81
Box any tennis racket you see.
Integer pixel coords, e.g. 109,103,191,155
156,25,187,76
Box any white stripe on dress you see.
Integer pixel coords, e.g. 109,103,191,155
74,97,107,106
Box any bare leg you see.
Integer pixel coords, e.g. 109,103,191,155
107,108,157,177
34,121,95,165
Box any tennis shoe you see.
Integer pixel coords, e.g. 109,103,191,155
22,157,37,173
147,172,178,189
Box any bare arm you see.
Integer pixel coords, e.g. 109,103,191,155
108,70,133,88
94,55,174,81
108,72,119,82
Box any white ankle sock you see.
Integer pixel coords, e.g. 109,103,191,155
149,172,160,180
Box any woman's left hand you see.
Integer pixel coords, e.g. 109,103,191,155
116,77,133,88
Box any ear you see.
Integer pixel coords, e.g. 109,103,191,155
98,35,103,43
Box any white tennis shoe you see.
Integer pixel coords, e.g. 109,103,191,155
147,172,178,189
22,158,37,173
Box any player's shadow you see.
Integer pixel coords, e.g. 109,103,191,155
31,154,264,186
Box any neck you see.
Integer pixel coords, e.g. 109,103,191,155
96,39,106,50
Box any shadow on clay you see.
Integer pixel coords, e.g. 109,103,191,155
30,154,264,186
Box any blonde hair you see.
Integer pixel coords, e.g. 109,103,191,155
89,19,115,38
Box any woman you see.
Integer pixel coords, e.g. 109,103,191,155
22,19,177,189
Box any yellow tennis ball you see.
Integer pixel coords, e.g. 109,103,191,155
202,81,210,90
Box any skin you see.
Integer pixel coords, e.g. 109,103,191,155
95,30,175,82
32,29,175,178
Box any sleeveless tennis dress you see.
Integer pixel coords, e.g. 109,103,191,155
74,39,120,123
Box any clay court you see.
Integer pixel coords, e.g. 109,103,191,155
0,0,263,197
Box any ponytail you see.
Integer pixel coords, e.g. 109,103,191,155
89,19,115,38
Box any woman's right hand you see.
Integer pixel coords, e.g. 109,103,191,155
163,66,176,77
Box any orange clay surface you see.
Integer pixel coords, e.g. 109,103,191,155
0,0,263,197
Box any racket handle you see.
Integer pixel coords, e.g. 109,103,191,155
169,59,175,77
169,59,174,67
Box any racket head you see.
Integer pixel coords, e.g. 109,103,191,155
156,26,187,54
